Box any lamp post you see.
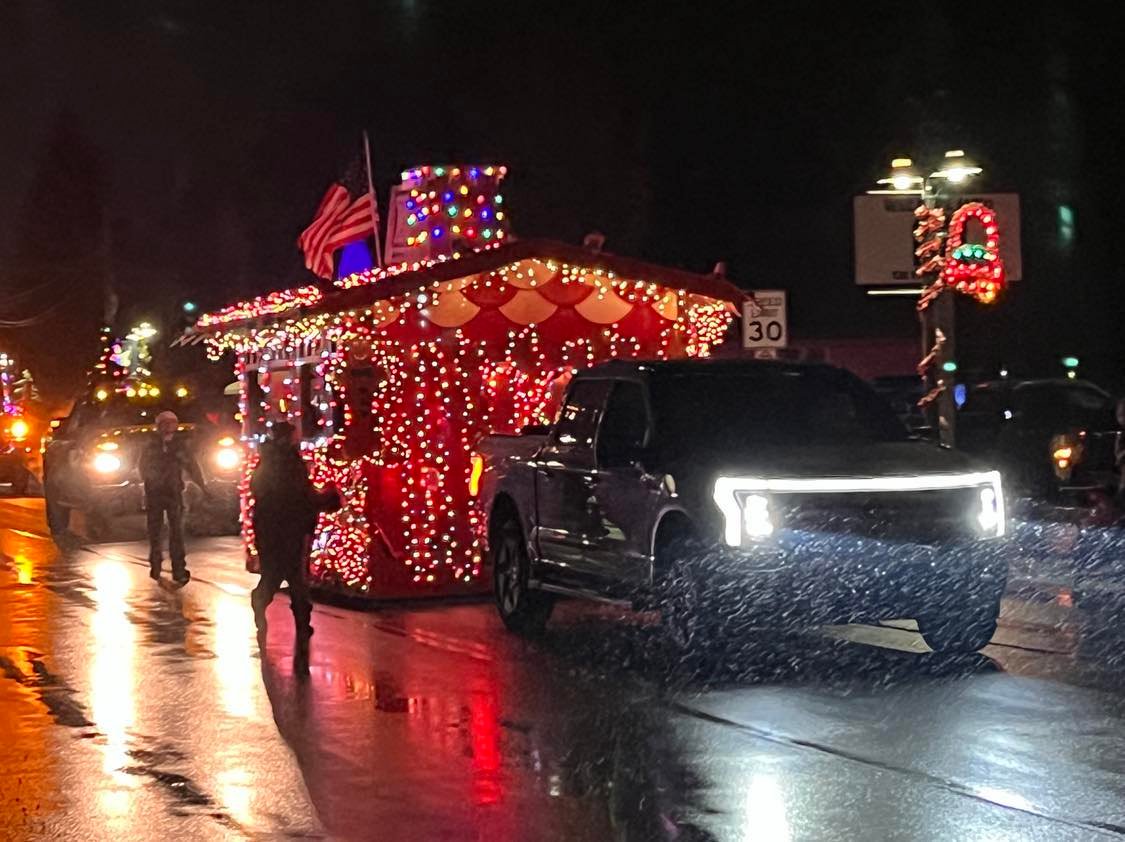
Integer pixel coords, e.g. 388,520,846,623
872,150,983,447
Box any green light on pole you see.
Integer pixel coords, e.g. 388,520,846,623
1061,356,1079,369
183,301,198,314
941,360,958,373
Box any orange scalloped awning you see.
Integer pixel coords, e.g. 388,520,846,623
653,290,679,321
499,289,559,325
501,260,556,289
425,291,481,327
573,286,633,324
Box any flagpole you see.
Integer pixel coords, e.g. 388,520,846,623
362,130,384,268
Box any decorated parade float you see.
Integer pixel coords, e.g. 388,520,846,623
189,165,745,597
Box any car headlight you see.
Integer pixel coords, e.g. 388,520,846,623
92,452,122,474
10,418,30,441
214,443,241,471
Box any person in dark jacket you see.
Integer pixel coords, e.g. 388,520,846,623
250,421,321,650
139,410,207,583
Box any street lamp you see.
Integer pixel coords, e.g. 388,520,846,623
872,149,985,447
873,150,983,202
930,149,982,184
874,158,924,193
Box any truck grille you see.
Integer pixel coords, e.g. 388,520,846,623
775,487,982,545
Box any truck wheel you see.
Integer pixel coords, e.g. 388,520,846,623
491,515,554,635
656,537,719,654
918,603,1000,654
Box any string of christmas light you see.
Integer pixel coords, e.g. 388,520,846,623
912,203,948,409
196,285,322,329
940,202,1006,304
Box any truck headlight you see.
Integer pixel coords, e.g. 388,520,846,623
742,494,774,539
977,482,1005,537
713,478,775,547
92,452,122,474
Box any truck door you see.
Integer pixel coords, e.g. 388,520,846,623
534,379,611,582
586,379,663,586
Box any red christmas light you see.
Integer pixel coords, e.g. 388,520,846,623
940,202,1006,304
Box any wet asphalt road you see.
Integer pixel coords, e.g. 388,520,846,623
4,498,1125,840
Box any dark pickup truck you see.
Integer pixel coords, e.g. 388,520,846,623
476,359,1010,653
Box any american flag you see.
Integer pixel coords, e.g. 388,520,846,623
298,160,378,279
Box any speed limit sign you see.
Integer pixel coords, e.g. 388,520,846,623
742,290,788,350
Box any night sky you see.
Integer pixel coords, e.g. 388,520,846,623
2,2,1122,399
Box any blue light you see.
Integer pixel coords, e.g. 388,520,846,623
433,227,444,238
443,191,453,202
470,167,480,178
480,208,491,220
337,240,373,277
954,383,967,407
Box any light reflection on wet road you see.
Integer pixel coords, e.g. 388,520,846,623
4,497,1125,840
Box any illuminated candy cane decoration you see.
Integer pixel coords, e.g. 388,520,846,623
940,202,1006,304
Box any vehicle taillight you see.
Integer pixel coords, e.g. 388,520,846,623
469,453,484,497
1050,434,1082,480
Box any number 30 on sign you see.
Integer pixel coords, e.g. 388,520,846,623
742,290,788,350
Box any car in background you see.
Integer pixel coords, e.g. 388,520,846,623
43,388,243,539
0,412,40,495
476,359,1009,654
870,374,928,435
957,378,1118,499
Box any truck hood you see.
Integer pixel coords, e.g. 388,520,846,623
666,440,988,481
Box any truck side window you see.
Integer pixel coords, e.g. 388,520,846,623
597,381,649,467
550,380,610,451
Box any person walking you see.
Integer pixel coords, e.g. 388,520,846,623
139,410,207,584
250,422,330,657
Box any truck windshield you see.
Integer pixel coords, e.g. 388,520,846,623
649,368,909,447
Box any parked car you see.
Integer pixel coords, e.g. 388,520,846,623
0,411,40,495
957,378,1118,500
475,359,1009,653
870,374,928,435
43,388,243,539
